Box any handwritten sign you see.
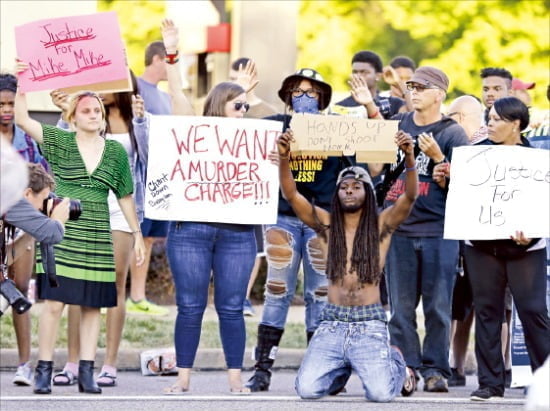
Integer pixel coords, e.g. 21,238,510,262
444,145,550,240
15,12,130,93
145,115,283,224
289,113,398,162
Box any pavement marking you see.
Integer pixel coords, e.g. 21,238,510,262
0,395,525,404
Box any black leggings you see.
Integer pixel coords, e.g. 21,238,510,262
465,246,549,391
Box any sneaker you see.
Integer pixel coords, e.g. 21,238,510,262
125,299,169,316
401,367,417,396
448,367,466,387
13,362,33,386
243,299,255,317
470,386,504,401
423,374,448,392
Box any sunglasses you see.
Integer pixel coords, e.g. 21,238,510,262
406,83,440,92
291,88,320,98
234,102,250,112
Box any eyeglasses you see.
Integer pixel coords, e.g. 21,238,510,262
291,88,320,98
234,102,250,112
406,84,439,92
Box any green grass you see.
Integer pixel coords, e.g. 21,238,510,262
0,311,307,350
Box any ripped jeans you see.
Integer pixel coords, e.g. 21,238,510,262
260,214,328,332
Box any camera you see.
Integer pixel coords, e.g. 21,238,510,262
0,278,32,316
42,193,82,221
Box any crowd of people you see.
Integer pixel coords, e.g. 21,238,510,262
1,16,548,404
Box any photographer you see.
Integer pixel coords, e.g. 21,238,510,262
1,163,69,386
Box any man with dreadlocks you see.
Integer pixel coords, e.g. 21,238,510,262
274,129,418,402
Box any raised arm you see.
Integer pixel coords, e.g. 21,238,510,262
14,67,43,143
132,94,150,165
161,18,194,116
380,131,418,231
349,74,383,119
277,130,330,229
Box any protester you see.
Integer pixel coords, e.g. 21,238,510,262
273,130,417,401
386,56,416,100
0,72,50,386
331,50,402,119
229,57,278,316
437,95,486,387
48,74,149,388
163,81,257,395
462,97,550,401
246,68,373,392
384,66,469,393
14,78,145,394
480,67,512,124
127,19,195,316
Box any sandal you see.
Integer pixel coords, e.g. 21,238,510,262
52,369,78,386
96,371,117,387
163,384,188,395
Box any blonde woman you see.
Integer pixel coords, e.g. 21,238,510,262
14,78,145,394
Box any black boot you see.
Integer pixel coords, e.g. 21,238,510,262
34,360,53,394
306,331,315,345
245,324,284,392
78,360,101,394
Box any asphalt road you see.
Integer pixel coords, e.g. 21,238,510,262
0,370,526,411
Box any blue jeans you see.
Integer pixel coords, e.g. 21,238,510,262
295,317,406,402
167,222,256,369
385,234,459,379
261,214,328,332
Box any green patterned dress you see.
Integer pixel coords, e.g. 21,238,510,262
36,124,133,307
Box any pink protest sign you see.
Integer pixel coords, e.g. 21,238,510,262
15,12,129,93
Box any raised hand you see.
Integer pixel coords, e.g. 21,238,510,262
50,90,70,113
131,94,145,119
234,59,259,93
161,18,179,54
349,74,373,106
277,129,294,159
382,66,400,86
418,132,444,162
395,130,414,156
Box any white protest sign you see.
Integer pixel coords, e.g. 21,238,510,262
145,115,283,224
444,145,550,240
289,113,398,162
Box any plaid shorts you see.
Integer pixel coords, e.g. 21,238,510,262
319,302,386,323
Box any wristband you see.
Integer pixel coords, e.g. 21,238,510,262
406,165,416,172
368,109,380,119
165,50,179,65
433,157,447,165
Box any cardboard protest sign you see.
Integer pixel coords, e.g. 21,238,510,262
444,145,550,240
145,116,283,224
15,12,130,93
289,113,398,162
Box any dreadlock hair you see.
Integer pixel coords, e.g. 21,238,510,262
326,181,380,286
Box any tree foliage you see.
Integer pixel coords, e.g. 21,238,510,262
98,0,166,77
298,0,549,107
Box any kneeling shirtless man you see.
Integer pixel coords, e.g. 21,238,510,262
276,130,418,402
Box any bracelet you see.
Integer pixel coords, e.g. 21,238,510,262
165,50,179,65
368,109,380,119
405,165,416,172
131,229,141,235
433,157,447,165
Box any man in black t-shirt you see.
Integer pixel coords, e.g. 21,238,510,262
383,66,469,394
331,50,405,120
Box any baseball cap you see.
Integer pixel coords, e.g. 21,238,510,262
336,166,373,189
406,66,449,92
512,78,535,90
